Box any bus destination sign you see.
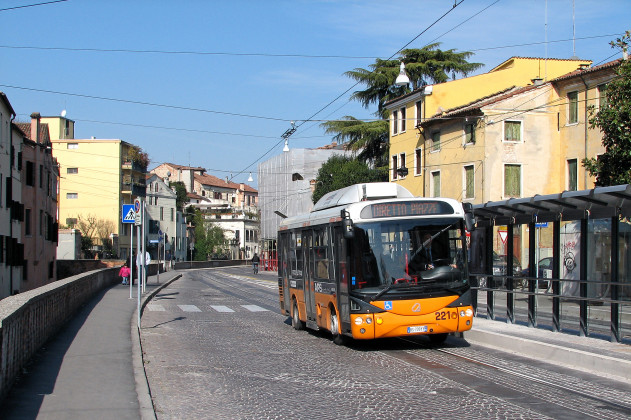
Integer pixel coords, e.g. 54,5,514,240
360,201,454,219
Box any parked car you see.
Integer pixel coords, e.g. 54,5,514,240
520,257,552,289
491,252,522,288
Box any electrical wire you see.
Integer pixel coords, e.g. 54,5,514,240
0,0,68,13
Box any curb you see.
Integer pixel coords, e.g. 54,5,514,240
465,325,631,383
131,272,183,420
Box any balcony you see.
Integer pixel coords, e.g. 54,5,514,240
122,178,146,197
122,160,145,172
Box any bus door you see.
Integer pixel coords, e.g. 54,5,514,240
279,232,291,313
334,226,351,334
303,230,317,323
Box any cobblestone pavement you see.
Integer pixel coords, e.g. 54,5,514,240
141,268,631,420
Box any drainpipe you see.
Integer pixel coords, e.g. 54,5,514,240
578,73,589,189
9,113,15,294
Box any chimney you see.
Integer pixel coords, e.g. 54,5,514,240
531,77,543,85
30,112,41,143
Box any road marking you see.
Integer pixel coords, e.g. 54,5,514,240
178,304,202,312
241,305,268,312
147,304,166,311
210,305,235,313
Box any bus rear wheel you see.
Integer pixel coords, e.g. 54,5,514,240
292,301,304,330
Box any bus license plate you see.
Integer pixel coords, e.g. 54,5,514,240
407,326,428,334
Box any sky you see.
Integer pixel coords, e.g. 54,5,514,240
1,0,630,188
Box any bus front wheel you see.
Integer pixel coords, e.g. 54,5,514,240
330,310,345,345
292,301,304,330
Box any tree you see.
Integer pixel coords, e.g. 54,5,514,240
191,209,227,261
583,31,631,186
322,118,389,168
322,45,482,164
312,155,387,203
74,214,116,258
344,44,483,118
170,181,189,211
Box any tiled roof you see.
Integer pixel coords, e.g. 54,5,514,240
550,59,622,83
241,184,258,193
15,122,51,143
194,173,240,189
163,162,206,172
419,85,536,125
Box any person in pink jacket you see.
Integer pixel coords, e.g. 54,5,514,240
119,263,131,285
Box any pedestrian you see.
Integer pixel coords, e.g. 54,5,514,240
119,262,131,285
252,253,260,274
136,251,152,281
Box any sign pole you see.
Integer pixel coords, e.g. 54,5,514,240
141,201,146,293
136,203,142,328
129,224,133,299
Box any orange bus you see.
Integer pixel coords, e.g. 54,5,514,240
278,182,475,344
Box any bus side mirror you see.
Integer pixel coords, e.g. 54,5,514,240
341,210,354,239
462,203,476,232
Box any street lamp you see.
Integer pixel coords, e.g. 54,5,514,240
247,172,254,182
281,121,296,152
395,61,410,87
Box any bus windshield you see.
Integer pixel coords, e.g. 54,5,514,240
349,218,467,293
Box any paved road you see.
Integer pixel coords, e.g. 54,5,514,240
141,267,631,419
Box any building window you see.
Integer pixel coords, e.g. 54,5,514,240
431,131,440,152
40,210,44,236
67,167,78,174
399,106,406,133
504,164,521,198
415,100,423,126
66,193,78,199
67,143,79,149
399,153,406,178
504,121,521,142
171,208,174,221
464,122,475,145
568,91,578,124
598,84,608,108
391,155,398,180
160,207,164,221
26,161,35,186
568,159,578,191
415,148,422,175
25,208,32,236
39,165,44,188
392,110,398,135
431,171,441,197
464,165,475,199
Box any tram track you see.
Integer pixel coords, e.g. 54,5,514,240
385,336,631,419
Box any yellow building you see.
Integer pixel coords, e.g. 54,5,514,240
45,117,146,259
386,57,592,196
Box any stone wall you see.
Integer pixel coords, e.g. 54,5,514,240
0,267,119,402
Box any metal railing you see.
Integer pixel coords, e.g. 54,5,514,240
470,273,631,344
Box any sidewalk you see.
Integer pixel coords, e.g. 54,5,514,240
466,316,631,383
1,272,180,420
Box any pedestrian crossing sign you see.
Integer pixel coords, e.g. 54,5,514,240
122,204,135,224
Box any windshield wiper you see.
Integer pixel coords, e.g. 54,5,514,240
373,281,416,300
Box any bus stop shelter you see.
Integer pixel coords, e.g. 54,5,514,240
470,184,631,343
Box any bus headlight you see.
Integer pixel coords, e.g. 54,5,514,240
354,317,363,325
460,310,466,317
376,317,383,325
465,308,473,317
365,317,372,324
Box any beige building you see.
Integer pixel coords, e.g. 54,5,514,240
16,114,59,292
386,57,593,197
46,117,146,260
